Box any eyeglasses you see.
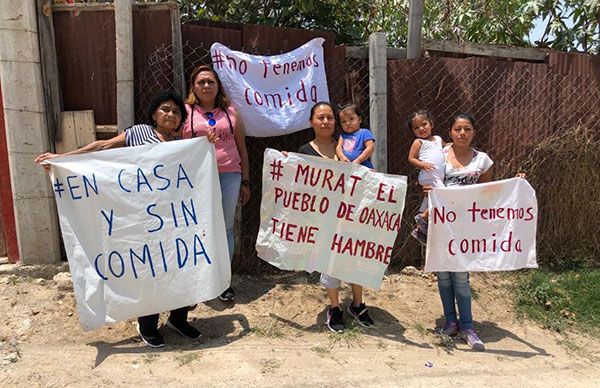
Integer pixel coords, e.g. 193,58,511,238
205,112,216,127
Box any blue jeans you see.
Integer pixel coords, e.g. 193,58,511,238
437,271,473,330
219,172,241,262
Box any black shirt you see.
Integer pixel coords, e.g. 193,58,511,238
297,142,322,157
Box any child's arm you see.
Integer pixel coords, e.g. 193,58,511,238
336,137,351,162
353,139,375,164
408,139,435,171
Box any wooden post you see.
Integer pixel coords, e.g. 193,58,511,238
407,0,424,59
170,3,185,96
37,0,62,143
115,0,134,131
369,32,387,173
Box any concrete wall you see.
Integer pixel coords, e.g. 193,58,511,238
0,0,62,263
115,0,135,131
369,32,387,173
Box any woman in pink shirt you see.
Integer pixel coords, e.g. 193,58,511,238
182,65,250,302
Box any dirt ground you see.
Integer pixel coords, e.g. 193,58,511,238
0,261,599,388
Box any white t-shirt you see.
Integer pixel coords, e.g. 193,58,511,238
443,145,493,187
417,135,445,187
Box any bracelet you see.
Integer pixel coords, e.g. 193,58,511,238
241,180,251,187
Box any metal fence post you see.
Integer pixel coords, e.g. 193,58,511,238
369,32,387,173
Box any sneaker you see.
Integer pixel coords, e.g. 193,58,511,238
136,323,165,348
437,320,459,336
347,303,375,327
460,328,485,351
414,214,428,231
410,227,427,246
326,306,345,332
166,319,202,340
219,287,235,302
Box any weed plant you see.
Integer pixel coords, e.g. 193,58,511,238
250,320,285,338
515,269,600,335
328,322,362,347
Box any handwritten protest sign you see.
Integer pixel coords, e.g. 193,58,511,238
425,178,538,272
256,149,407,289
46,138,230,330
211,38,329,137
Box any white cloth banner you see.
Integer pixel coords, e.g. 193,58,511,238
425,178,538,272
46,138,231,330
256,149,407,289
211,38,329,137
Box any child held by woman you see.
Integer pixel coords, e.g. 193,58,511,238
336,104,375,168
407,110,445,245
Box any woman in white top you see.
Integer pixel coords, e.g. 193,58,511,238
429,114,493,351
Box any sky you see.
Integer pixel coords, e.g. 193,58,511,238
530,16,548,43
528,13,577,46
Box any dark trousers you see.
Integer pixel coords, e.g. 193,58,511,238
138,307,188,334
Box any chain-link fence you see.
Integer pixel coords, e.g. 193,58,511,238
137,41,370,271
137,42,600,271
387,56,600,268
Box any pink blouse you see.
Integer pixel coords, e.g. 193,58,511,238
182,104,242,173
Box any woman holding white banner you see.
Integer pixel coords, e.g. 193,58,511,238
182,65,251,302
296,101,375,332
427,113,497,351
36,91,216,348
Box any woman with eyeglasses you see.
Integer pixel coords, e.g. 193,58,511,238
182,65,251,302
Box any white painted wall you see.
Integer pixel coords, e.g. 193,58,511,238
0,0,62,263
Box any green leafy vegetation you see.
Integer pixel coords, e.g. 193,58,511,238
515,270,600,335
57,1,600,53
172,0,599,53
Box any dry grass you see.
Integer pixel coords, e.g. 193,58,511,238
497,125,600,268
